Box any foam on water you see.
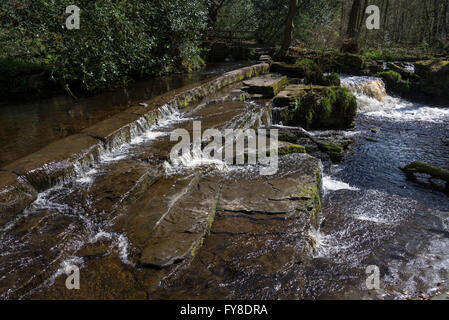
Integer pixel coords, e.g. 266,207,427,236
342,75,449,123
323,175,359,193
164,149,229,175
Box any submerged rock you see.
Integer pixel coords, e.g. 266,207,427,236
149,154,323,299
400,161,449,188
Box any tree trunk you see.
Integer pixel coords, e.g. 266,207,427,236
279,0,298,59
432,0,441,43
341,0,363,53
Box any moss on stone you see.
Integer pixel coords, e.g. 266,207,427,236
287,87,357,130
271,59,323,84
400,161,449,183
278,143,306,155
415,59,449,97
331,53,366,74
378,70,411,94
315,141,345,162
297,166,322,228
322,73,341,86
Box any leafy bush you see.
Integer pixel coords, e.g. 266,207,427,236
0,0,208,92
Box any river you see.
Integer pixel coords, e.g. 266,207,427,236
0,69,448,300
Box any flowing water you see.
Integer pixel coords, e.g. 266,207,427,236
313,75,449,299
0,69,448,300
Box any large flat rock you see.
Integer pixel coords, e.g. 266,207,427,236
242,74,287,98
149,154,323,299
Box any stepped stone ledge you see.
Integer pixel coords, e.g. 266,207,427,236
0,63,269,226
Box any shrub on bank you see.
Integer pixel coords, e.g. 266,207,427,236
0,0,208,93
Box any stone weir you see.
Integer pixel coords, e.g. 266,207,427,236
0,63,325,299
0,63,269,226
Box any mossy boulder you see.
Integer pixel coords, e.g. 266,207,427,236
387,62,415,80
366,60,384,75
332,53,366,75
415,60,449,97
378,70,412,94
283,86,358,130
273,84,311,109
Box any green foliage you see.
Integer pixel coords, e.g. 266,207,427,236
0,0,208,92
295,59,319,70
0,58,47,78
251,0,289,44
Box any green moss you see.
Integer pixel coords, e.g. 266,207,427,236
315,141,345,162
400,161,449,182
297,167,322,228
248,49,258,60
378,70,411,94
416,60,449,73
278,143,306,155
190,193,220,258
270,60,323,84
287,87,357,130
415,59,449,97
331,53,366,74
379,70,401,82
295,59,319,70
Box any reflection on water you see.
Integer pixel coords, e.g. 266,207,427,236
0,62,252,167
